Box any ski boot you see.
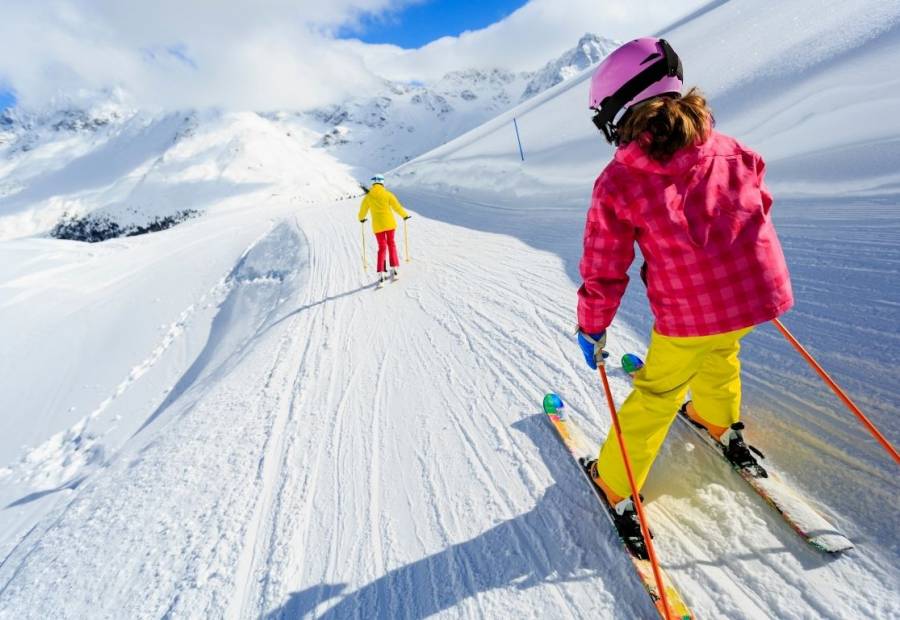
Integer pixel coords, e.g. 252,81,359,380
585,459,649,560
376,272,387,289
679,402,767,478
719,422,767,478
610,496,649,560
391,267,400,282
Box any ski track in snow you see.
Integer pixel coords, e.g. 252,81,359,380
1,203,898,618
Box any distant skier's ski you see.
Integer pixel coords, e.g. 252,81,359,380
620,353,853,553
674,405,854,553
542,394,693,620
374,271,401,289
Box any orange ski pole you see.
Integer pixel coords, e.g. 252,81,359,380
772,318,899,465
598,363,674,620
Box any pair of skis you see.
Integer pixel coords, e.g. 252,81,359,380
375,270,401,289
543,355,852,618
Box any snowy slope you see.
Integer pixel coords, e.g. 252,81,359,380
1,1,899,619
1,188,896,619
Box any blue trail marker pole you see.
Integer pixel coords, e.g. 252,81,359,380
513,117,525,161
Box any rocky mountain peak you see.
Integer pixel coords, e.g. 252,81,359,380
521,33,619,101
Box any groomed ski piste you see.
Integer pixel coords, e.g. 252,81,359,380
1,0,899,618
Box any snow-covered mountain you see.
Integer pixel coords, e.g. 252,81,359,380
0,33,616,241
521,33,619,101
0,101,361,241
288,33,619,172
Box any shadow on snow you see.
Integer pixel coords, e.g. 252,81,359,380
263,413,650,619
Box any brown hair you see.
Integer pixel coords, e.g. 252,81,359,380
617,87,712,161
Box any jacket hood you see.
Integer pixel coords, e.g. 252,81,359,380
612,130,763,249
614,130,724,176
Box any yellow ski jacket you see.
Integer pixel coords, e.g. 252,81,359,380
358,184,409,233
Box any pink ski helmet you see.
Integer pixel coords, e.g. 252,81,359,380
589,38,683,144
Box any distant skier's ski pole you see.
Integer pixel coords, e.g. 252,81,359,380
597,363,674,620
361,222,368,272
404,219,411,263
772,318,899,465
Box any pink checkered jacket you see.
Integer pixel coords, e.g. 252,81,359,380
577,130,793,337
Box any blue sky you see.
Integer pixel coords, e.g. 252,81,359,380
342,0,528,48
0,89,14,110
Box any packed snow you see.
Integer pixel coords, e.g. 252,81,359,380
1,1,898,618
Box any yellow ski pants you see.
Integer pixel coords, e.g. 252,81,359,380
597,326,753,499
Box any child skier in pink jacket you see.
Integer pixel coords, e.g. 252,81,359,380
576,38,793,543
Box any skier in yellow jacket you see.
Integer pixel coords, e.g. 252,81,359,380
358,174,410,287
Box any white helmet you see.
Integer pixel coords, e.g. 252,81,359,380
370,174,385,185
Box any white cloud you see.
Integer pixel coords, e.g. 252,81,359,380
0,0,707,110
0,0,412,110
